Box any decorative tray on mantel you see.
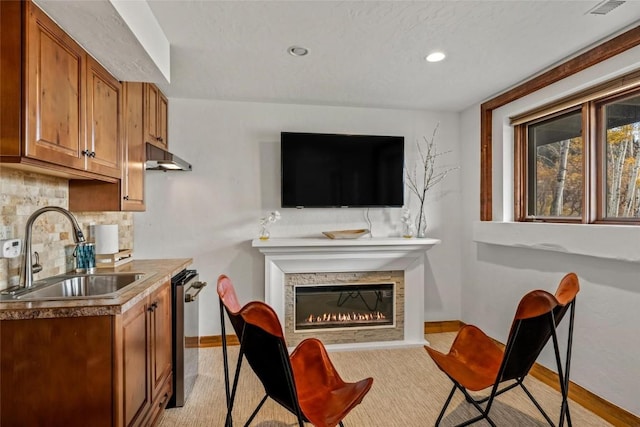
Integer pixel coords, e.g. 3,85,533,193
322,229,370,239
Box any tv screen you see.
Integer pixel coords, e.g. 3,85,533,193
281,132,404,208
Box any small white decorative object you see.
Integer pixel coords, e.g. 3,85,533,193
400,206,414,238
259,210,281,240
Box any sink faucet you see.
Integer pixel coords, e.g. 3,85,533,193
21,206,86,289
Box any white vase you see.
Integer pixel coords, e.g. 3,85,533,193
259,224,270,240
402,221,415,238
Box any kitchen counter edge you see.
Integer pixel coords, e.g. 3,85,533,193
0,258,192,320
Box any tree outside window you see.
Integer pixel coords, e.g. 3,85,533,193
603,94,640,219
527,111,583,219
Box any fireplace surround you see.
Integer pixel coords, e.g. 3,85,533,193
253,237,440,350
286,271,403,347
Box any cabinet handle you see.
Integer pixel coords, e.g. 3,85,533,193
156,136,163,142
147,302,158,312
81,149,91,157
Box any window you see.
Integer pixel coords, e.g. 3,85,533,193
600,93,640,219
527,110,584,219
514,80,640,224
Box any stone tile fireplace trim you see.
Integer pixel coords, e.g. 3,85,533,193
252,237,441,350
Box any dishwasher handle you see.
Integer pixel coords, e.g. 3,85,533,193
185,281,207,303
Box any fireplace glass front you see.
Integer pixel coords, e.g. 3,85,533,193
294,283,394,332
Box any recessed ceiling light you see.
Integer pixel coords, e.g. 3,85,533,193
288,46,309,57
425,52,446,63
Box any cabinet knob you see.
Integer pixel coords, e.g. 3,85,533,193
90,151,96,158
156,136,163,142
81,149,91,157
123,195,130,201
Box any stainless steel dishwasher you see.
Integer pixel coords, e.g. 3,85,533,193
168,269,206,407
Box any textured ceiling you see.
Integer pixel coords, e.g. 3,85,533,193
33,1,640,112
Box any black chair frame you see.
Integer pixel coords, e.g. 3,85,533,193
219,297,235,427
555,294,576,427
224,321,306,427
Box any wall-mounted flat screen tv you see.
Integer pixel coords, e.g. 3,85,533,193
281,132,404,208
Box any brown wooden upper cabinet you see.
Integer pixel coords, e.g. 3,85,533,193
122,82,146,211
144,83,169,150
0,1,121,181
69,82,146,212
86,56,122,178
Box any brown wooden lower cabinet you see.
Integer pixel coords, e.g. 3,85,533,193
0,280,172,427
121,282,173,427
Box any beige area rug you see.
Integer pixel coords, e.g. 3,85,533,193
159,333,610,426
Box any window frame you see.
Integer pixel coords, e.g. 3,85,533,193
480,26,640,222
594,88,640,224
515,106,588,223
513,78,640,225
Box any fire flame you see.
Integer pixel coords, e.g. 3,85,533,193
305,312,386,323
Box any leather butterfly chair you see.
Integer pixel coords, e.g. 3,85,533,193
464,273,580,426
217,274,247,426
226,300,373,427
425,286,576,427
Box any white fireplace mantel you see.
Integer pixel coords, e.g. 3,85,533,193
252,237,441,350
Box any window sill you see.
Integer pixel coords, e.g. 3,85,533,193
473,221,640,263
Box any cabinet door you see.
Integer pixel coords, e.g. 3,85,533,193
86,56,121,178
122,82,145,211
24,2,85,169
150,283,173,401
0,316,113,427
144,83,159,145
157,92,169,149
122,298,151,427
68,82,145,212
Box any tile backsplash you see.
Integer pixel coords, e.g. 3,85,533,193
0,168,134,290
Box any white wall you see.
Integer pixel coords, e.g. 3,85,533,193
460,45,640,416
133,99,462,337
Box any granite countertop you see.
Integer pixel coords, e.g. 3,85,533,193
0,258,192,320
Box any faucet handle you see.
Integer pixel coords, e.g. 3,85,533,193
32,251,43,274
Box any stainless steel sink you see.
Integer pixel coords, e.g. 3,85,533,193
6,273,145,300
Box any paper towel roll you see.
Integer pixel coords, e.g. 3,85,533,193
95,224,119,254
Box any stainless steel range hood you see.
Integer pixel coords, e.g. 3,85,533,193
145,143,192,171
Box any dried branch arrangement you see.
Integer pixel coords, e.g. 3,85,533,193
406,123,458,236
